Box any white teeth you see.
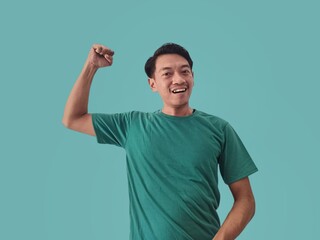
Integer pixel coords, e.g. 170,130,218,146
172,88,186,93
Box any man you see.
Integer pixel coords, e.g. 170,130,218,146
62,43,258,240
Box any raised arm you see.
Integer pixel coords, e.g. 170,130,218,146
62,44,114,136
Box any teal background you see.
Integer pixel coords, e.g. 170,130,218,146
1,0,319,239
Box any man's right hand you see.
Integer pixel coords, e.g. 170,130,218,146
87,44,115,69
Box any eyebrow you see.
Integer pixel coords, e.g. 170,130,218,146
159,64,191,72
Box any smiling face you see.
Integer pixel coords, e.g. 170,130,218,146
148,54,194,114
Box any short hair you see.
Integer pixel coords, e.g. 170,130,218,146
144,43,193,78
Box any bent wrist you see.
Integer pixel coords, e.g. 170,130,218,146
85,60,99,72
80,60,99,82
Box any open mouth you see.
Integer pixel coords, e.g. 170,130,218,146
171,88,187,94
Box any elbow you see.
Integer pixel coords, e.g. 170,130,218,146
237,194,256,221
249,195,256,220
62,117,72,129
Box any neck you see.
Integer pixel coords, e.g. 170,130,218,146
162,105,193,116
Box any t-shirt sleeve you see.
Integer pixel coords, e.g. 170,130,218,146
91,112,132,148
218,123,258,185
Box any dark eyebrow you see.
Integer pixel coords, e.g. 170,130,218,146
159,67,172,72
180,64,191,69
159,64,191,72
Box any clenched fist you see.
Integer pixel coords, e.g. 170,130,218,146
87,44,114,68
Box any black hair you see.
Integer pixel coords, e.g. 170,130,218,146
144,43,193,78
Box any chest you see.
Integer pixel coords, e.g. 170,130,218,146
126,119,223,177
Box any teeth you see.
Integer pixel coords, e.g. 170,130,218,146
172,88,186,93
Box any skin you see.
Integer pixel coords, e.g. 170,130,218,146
62,44,256,240
213,177,256,240
62,44,113,136
148,54,194,116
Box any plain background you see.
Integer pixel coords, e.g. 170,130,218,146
1,0,319,239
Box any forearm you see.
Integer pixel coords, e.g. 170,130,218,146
213,197,255,240
62,60,97,125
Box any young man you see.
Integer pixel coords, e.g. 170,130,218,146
62,43,258,240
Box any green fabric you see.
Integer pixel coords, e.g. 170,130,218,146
92,110,258,240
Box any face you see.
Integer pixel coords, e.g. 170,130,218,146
148,54,194,110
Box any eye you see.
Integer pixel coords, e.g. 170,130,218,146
162,72,172,77
182,69,191,75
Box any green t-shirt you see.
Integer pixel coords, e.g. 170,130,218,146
92,110,258,240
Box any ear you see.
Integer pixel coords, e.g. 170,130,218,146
148,78,158,92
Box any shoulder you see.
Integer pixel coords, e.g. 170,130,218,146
127,110,156,119
194,110,229,129
120,111,160,124
93,111,157,121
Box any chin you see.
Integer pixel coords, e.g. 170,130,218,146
171,101,189,108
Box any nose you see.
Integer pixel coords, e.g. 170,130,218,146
172,72,186,84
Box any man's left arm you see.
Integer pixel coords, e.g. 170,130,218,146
213,177,256,240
